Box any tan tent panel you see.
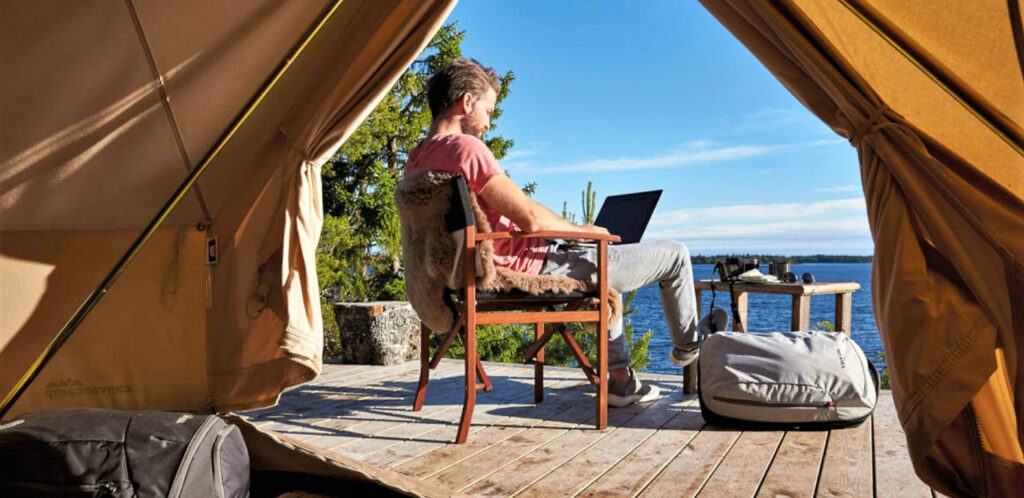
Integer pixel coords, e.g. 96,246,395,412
0,0,457,420
699,0,1024,494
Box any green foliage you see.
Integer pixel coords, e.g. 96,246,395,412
815,320,836,332
435,324,530,364
561,201,577,224
543,290,652,370
876,351,891,390
321,296,343,359
581,181,597,224
437,290,653,371
317,21,514,309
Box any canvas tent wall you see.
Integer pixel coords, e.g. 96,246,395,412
0,0,455,419
698,0,1024,494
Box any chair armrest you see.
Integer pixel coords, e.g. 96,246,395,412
476,230,621,243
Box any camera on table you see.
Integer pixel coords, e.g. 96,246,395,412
714,257,758,281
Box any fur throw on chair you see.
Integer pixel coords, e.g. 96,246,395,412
395,170,621,332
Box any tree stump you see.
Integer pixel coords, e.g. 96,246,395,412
332,301,420,365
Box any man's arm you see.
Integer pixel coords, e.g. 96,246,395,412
479,174,608,235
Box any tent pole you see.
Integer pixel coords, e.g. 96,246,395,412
0,0,347,419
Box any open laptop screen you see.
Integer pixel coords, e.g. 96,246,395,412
593,190,662,244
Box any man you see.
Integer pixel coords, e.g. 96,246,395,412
405,58,705,407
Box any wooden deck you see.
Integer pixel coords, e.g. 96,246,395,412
243,360,938,497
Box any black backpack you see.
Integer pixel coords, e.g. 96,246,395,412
0,408,249,497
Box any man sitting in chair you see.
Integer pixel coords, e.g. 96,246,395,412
406,58,706,407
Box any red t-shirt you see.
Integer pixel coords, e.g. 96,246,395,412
406,134,547,275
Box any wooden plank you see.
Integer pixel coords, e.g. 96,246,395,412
248,361,420,421
835,292,853,336
424,399,604,490
791,294,811,331
696,280,856,295
459,421,617,497
335,360,557,457
874,392,932,497
259,361,466,440
313,364,520,451
516,392,685,498
334,368,561,459
637,426,741,497
577,399,704,497
697,430,784,497
391,381,595,478
733,291,749,331
476,230,620,242
695,280,860,296
464,392,691,497
475,310,600,325
757,431,828,498
818,420,874,497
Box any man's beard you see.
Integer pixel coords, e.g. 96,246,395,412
460,115,485,138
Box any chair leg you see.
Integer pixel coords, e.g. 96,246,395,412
430,315,464,369
558,325,598,385
476,357,493,392
413,323,430,411
535,321,544,403
596,320,608,430
457,318,477,444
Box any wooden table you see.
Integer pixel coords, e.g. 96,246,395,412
683,279,861,393
694,280,861,334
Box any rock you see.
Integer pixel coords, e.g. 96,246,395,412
332,301,420,365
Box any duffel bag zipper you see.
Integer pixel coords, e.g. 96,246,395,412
4,480,122,495
712,395,836,409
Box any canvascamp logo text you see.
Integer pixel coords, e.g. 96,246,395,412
44,378,132,400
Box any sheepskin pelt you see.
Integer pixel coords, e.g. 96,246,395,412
395,170,620,332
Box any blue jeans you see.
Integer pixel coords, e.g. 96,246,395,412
539,240,699,370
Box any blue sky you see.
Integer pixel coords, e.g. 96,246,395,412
448,1,872,255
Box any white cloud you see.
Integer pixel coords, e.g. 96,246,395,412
647,217,870,240
642,198,872,255
503,148,541,160
816,184,861,193
747,108,810,124
650,198,865,225
504,138,845,174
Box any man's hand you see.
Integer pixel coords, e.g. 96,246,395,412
579,224,610,236
575,224,610,242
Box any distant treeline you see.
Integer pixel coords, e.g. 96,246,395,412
691,254,873,264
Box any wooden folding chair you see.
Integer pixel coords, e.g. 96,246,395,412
411,175,620,443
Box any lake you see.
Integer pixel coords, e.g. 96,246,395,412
631,262,883,375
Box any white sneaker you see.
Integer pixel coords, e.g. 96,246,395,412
607,368,660,407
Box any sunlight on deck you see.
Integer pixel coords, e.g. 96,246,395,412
243,360,938,497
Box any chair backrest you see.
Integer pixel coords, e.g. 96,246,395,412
444,175,475,233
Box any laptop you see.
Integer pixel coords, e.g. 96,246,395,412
592,189,663,244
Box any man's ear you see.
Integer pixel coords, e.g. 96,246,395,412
459,92,474,113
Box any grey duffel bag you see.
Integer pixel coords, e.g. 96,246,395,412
697,330,879,429
0,408,249,497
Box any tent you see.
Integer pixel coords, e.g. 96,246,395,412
1,0,457,494
2,0,1022,495
698,0,1023,494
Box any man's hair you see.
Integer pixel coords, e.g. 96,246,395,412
426,58,500,119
